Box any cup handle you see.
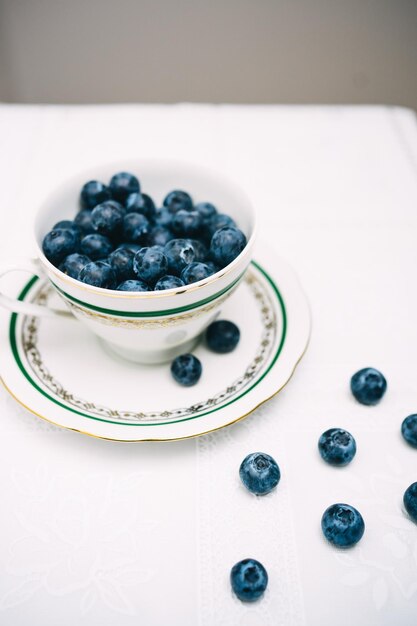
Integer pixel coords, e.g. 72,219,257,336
0,258,72,318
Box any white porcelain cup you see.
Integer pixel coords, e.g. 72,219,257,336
0,160,257,364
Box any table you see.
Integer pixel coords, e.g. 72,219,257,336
0,104,416,625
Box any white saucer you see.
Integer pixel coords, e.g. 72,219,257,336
0,251,310,441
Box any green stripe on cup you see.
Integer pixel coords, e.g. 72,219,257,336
9,261,287,427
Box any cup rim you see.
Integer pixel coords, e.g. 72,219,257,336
36,159,258,300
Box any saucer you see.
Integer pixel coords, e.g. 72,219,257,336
0,251,310,441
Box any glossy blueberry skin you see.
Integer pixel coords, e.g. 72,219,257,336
117,279,149,292
208,213,236,236
148,226,174,247
74,209,95,235
239,452,280,495
80,234,114,260
187,239,208,262
122,212,150,244
181,262,213,285
401,415,417,448
210,227,247,268
164,239,196,275
108,248,135,282
321,503,365,547
78,261,117,289
117,242,142,254
318,428,357,466
125,192,156,221
91,201,125,237
42,228,79,266
206,320,240,354
80,180,111,209
133,247,168,284
154,275,185,291
53,220,81,240
163,189,193,213
350,367,387,405
171,210,202,237
230,559,268,602
403,482,417,522
109,172,140,204
195,201,217,225
171,354,202,386
155,207,173,228
59,253,90,279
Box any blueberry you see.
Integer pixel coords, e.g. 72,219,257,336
108,247,135,282
210,227,247,268
403,482,417,522
187,239,208,262
350,367,387,405
80,180,111,209
205,261,219,274
148,226,174,247
74,209,95,235
117,279,149,292
109,172,140,204
117,242,142,254
122,212,150,244
155,207,173,228
230,559,268,602
321,503,365,547
171,354,202,386
181,262,213,285
79,261,117,289
59,253,91,279
125,192,156,221
239,452,280,495
208,213,236,236
80,234,113,260
171,210,202,237
163,189,193,213
91,201,125,237
42,228,79,266
164,239,195,275
206,320,240,353
154,275,185,291
133,247,168,285
401,415,417,448
195,201,217,225
318,428,357,466
53,220,81,240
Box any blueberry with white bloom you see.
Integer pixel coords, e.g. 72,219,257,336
117,279,149,292
91,200,125,237
164,239,195,275
125,192,156,221
171,210,202,237
79,261,117,289
74,209,95,235
318,428,357,466
122,212,150,244
80,234,113,260
154,275,185,291
163,189,193,213
403,483,417,523
108,247,135,282
350,367,387,405
109,172,140,204
133,247,168,284
181,262,213,285
80,180,111,209
42,228,79,266
210,227,247,268
230,559,268,602
321,503,365,547
171,354,202,386
239,452,280,495
401,415,417,448
59,253,90,279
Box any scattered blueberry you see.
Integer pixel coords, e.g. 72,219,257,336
59,253,91,279
125,192,156,221
171,354,202,386
401,415,417,448
133,247,168,284
109,172,140,204
195,201,217,225
210,227,247,268
74,209,95,235
154,275,185,290
79,261,117,289
239,452,280,495
155,207,173,228
80,233,113,260
171,210,202,237
122,212,150,244
148,226,174,247
42,228,79,265
350,367,387,405
206,320,240,353
208,213,236,236
163,189,193,213
181,262,213,284
117,279,149,292
230,559,268,602
321,503,365,547
403,482,417,523
91,201,125,237
80,180,111,209
164,239,196,275
108,247,135,282
318,428,357,466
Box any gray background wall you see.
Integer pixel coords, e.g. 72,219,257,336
0,0,416,108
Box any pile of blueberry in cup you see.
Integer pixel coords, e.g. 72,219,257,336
229,368,417,604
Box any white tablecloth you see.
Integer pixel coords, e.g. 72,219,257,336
1,104,417,625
